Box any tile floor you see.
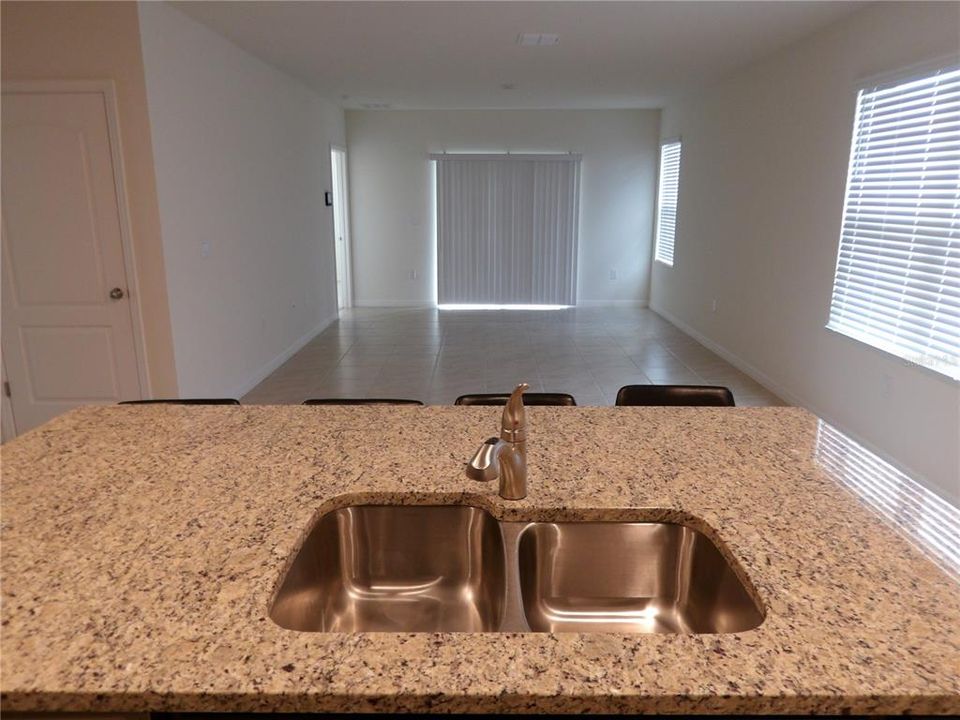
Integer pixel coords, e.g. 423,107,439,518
243,307,785,407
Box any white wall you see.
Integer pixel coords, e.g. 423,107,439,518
346,110,660,307
138,2,344,397
651,2,960,503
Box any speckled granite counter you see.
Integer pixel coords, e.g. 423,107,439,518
1,405,958,715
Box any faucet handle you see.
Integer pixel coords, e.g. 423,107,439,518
466,437,501,481
501,382,529,443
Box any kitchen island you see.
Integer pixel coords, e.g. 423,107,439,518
1,405,958,715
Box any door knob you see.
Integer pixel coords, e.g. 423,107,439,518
109,287,125,300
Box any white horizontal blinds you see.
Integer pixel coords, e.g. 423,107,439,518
436,155,580,305
828,64,960,379
654,141,681,266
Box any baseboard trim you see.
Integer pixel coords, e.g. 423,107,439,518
650,303,803,405
354,300,436,308
354,300,650,309
577,300,649,308
231,313,338,399
649,303,949,502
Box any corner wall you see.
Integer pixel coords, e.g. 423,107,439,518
138,2,345,398
651,2,960,502
1,1,179,396
346,109,660,307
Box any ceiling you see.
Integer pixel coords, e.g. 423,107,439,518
174,1,867,110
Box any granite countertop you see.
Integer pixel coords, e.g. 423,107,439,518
1,405,958,715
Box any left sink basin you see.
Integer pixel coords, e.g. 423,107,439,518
269,505,506,632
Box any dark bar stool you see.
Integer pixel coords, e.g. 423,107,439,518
120,398,240,405
303,398,424,406
615,385,735,407
455,393,577,406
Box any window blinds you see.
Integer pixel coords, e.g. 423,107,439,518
827,64,960,379
654,141,682,266
434,154,580,306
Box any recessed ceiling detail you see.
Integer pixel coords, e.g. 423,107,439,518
517,33,560,46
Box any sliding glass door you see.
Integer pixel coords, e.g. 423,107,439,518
433,153,581,306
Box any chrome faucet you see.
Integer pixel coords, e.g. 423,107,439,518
466,383,528,500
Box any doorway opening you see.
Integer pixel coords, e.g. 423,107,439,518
330,146,352,309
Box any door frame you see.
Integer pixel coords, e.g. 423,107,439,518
2,79,152,404
329,143,353,309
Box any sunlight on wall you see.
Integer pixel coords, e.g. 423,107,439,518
815,420,960,579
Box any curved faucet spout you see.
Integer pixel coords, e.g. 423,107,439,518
464,383,529,500
501,382,530,442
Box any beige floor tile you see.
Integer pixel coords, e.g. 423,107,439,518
243,308,785,408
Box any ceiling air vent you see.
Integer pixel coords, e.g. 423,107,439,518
517,33,559,47
360,102,392,109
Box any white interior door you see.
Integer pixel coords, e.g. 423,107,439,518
1,88,143,435
331,146,352,309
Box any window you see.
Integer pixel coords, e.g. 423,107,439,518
654,140,682,266
827,63,960,380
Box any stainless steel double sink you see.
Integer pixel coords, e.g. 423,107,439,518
269,505,764,634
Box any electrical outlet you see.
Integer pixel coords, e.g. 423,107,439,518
711,299,718,313
609,269,617,280
409,269,418,281
200,240,211,258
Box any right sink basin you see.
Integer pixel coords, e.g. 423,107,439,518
517,521,764,634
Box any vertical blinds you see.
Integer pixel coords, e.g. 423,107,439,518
434,154,580,306
654,141,682,266
827,64,960,379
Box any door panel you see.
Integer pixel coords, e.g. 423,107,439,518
1,90,142,434
4,123,107,305
19,326,120,400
